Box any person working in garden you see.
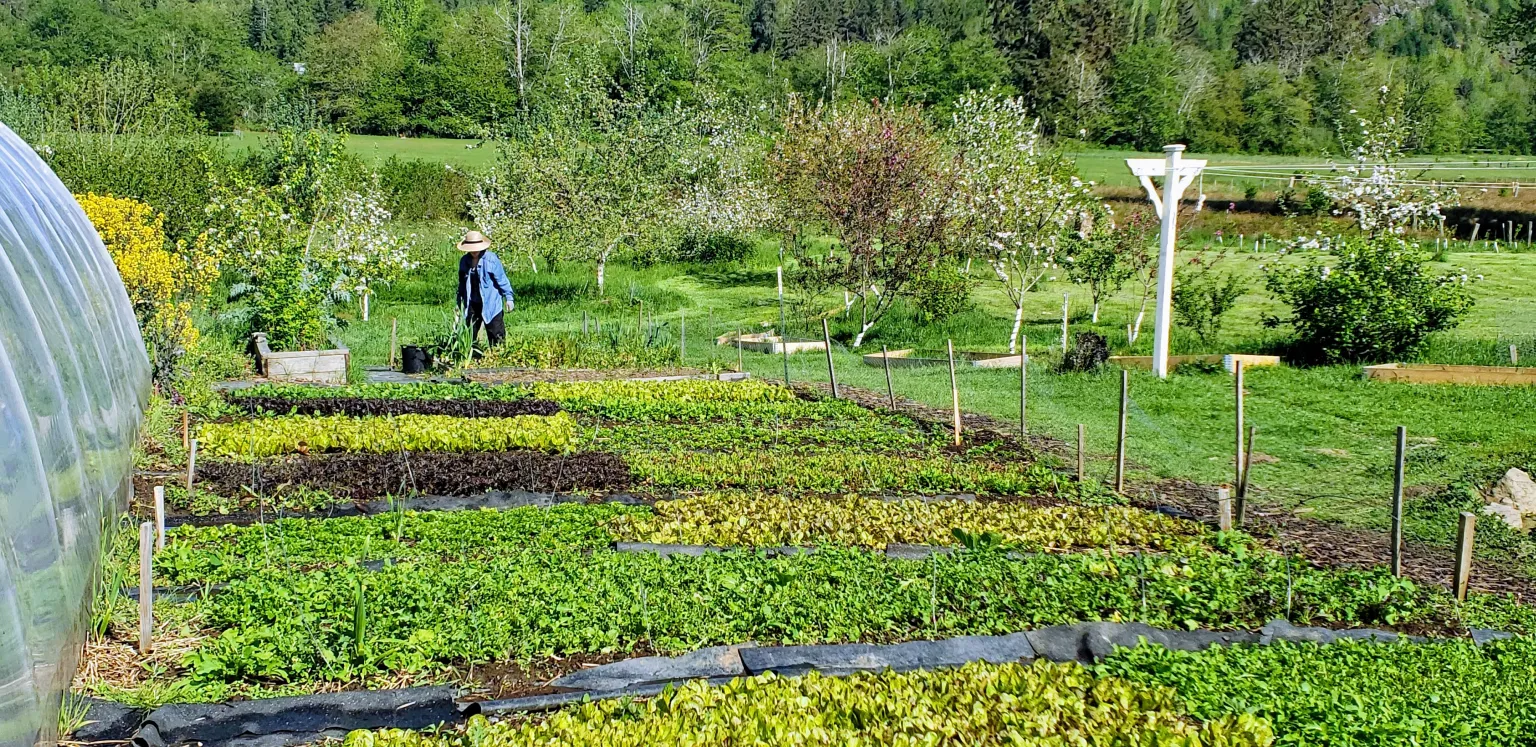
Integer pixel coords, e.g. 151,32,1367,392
456,230,515,346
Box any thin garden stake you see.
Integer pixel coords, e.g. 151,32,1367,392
186,438,198,496
138,521,153,655
1115,370,1129,494
679,309,686,364
153,485,165,552
1234,360,1245,492
736,329,744,372
1060,293,1069,352
1236,425,1255,527
1512,345,1519,365
779,267,790,385
1391,425,1407,577
881,345,895,410
1453,512,1476,601
1076,424,1086,483
583,311,589,337
181,411,189,451
947,339,961,447
1018,335,1027,437
1216,487,1232,532
822,319,838,398
388,317,398,369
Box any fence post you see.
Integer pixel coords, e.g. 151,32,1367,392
1115,370,1129,494
1512,345,1519,365
1077,424,1086,484
822,319,838,399
947,339,961,447
1216,487,1232,532
1019,335,1027,438
1391,425,1407,577
1453,512,1476,601
1234,360,1245,494
882,345,895,410
138,522,154,655
153,485,166,552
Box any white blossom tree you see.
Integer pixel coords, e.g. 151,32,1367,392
323,186,417,321
1315,87,1458,237
949,92,1100,353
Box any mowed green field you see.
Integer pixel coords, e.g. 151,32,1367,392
221,131,498,168
221,131,1536,190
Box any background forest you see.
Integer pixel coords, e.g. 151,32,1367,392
3,0,1536,154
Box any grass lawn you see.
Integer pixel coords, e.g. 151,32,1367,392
1071,148,1536,191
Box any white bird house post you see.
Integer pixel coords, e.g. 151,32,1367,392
1126,146,1206,379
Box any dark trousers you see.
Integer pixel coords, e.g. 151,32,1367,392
469,309,506,346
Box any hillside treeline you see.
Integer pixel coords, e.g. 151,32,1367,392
1,0,1534,153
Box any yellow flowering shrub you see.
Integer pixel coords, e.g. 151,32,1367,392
77,193,220,381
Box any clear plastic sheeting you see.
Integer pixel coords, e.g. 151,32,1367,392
0,122,150,744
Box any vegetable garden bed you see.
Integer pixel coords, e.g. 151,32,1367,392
82,376,1536,746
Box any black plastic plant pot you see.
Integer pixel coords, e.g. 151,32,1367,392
401,345,431,374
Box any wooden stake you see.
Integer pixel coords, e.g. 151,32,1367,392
1019,335,1027,438
947,339,961,447
736,329,744,372
1216,487,1232,532
1115,370,1129,494
180,411,189,451
1512,345,1519,365
388,317,398,369
881,344,895,410
1234,360,1245,493
822,319,838,398
583,311,589,337
138,522,154,655
1453,511,1476,601
1076,424,1086,484
153,485,165,552
679,309,686,364
1391,425,1406,577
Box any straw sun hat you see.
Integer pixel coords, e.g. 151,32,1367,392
457,230,491,252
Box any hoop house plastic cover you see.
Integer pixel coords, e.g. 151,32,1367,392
0,123,150,744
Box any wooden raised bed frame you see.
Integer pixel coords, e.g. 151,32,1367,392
714,332,827,356
862,349,1024,369
1364,363,1536,386
1110,354,1281,374
249,332,350,385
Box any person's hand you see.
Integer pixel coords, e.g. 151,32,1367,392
505,298,514,313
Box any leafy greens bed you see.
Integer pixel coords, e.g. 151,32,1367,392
165,543,1532,687
198,412,578,459
346,661,1273,747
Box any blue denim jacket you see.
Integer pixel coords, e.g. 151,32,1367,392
457,251,515,322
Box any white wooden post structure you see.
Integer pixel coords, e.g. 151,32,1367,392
1127,146,1207,379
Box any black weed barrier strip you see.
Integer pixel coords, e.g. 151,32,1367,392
195,451,633,503
130,686,461,747
229,396,562,418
